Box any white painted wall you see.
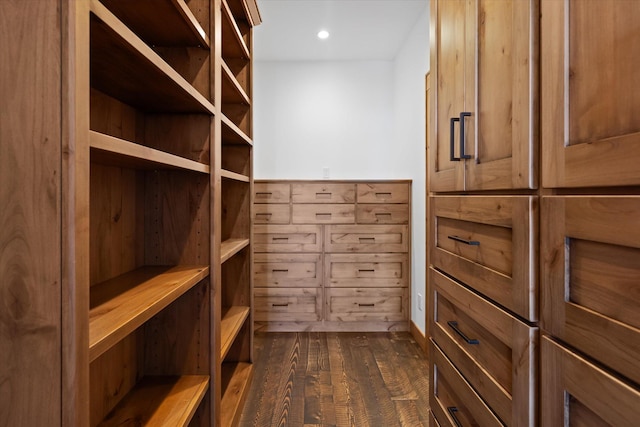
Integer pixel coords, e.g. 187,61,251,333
253,7,430,333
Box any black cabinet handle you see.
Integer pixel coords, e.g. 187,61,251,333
447,235,480,246
272,303,289,307
447,407,463,427
447,321,479,345
358,303,375,307
460,112,472,159
450,116,461,161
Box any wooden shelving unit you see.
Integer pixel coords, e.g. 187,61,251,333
215,0,260,424
1,0,259,425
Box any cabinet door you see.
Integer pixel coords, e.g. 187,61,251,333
464,0,538,190
542,1,640,187
429,0,466,192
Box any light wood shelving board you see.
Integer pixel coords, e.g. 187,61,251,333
222,114,253,145
100,0,210,48
220,306,251,359
222,61,251,105
97,375,209,427
90,0,215,114
221,362,254,427
89,265,209,362
222,169,250,182
221,0,250,59
90,131,210,173
221,238,251,263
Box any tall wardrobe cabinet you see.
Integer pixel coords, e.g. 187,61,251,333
1,1,261,426
428,1,640,426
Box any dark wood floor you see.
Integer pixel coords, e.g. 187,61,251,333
239,332,430,427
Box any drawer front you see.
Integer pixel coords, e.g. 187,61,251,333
254,182,290,203
325,253,408,288
430,340,504,427
325,225,409,253
254,253,322,288
431,196,537,321
356,204,410,224
542,196,640,385
431,268,537,426
255,288,322,322
541,336,640,426
254,203,290,224
325,288,406,322
292,204,355,224
254,225,322,253
291,183,355,203
356,182,410,203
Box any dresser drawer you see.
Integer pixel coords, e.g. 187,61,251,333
431,268,536,426
254,288,322,322
325,254,408,288
325,288,407,322
431,196,537,321
292,203,355,224
430,340,504,427
541,336,640,426
356,204,409,224
325,225,409,253
254,253,322,288
356,182,410,203
254,203,290,224
292,182,355,203
254,182,290,203
254,225,322,253
542,196,640,385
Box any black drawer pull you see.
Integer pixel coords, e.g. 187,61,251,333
358,303,375,307
256,192,272,196
272,237,289,241
316,213,332,217
459,111,472,159
272,269,289,273
447,407,463,427
358,269,375,273
272,303,289,307
316,192,331,198
448,235,480,246
450,116,461,161
447,321,479,345
256,213,272,218
359,237,375,243
375,213,392,217
375,192,392,197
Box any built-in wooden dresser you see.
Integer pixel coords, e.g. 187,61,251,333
253,180,411,332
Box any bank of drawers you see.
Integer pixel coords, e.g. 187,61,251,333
253,180,411,330
430,195,538,426
540,196,640,424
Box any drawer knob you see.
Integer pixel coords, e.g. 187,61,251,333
272,303,289,307
358,303,375,307
447,407,463,427
447,235,480,246
447,321,480,345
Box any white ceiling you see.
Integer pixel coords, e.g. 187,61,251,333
253,0,428,61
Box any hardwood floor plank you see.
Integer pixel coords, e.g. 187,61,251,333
239,332,430,427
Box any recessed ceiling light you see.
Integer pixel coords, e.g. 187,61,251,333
317,30,330,40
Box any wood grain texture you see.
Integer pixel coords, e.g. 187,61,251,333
541,196,640,386
0,1,63,425
239,332,430,427
541,0,640,188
